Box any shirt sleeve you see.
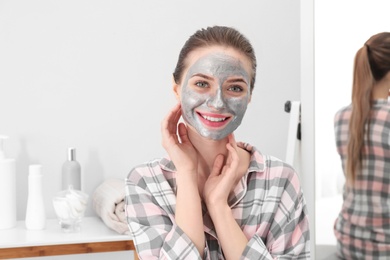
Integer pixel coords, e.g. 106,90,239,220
125,166,203,260
240,165,311,259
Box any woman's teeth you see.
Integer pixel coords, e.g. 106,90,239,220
202,115,227,122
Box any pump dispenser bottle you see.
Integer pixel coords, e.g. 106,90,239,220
0,135,16,229
62,147,81,190
25,164,46,230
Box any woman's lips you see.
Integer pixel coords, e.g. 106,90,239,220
196,111,231,128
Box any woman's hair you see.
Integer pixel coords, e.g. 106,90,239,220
347,32,390,185
173,26,257,93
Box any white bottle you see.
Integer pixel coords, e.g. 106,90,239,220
0,135,16,229
62,147,81,190
25,164,46,230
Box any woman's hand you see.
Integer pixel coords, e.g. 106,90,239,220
203,134,240,210
202,134,249,259
161,103,198,173
162,104,205,254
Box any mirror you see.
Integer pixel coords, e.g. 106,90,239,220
314,0,390,258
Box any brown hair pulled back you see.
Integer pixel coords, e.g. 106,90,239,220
173,26,257,93
347,32,390,185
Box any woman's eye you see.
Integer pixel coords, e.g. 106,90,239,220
195,81,209,88
228,85,243,92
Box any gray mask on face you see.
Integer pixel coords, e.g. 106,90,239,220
181,52,251,140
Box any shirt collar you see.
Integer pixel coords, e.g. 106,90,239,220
159,142,265,237
159,141,265,207
159,142,265,174
227,142,265,207
159,157,176,172
372,99,390,106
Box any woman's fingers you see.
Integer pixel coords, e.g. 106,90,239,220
229,133,238,150
210,154,224,177
166,103,181,132
226,143,239,170
161,103,182,147
171,103,182,128
178,122,190,144
226,134,238,165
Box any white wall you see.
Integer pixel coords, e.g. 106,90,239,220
315,0,390,248
300,0,315,257
0,0,301,222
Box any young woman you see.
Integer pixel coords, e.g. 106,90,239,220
334,32,390,259
125,26,310,259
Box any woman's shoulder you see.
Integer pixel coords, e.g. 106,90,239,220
239,142,303,203
126,157,175,186
373,99,390,117
334,104,352,120
238,142,298,180
261,154,300,188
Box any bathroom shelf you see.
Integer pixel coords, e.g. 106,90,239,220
0,217,137,259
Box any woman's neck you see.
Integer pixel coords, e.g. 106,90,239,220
372,75,390,100
188,128,229,175
186,127,229,198
185,125,251,198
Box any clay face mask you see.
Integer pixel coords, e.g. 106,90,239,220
181,52,251,140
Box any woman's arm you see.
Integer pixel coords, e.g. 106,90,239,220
205,139,310,259
175,170,204,255
125,167,203,260
161,103,205,255
208,203,248,260
203,135,248,259
210,177,310,260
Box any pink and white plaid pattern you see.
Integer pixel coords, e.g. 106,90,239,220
125,142,310,259
334,99,390,259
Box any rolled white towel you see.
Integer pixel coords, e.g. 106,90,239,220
92,178,129,235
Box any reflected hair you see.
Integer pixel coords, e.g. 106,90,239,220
347,32,390,185
173,26,257,93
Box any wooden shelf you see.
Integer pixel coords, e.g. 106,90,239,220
0,217,137,259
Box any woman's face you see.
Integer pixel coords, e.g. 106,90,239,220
176,46,252,140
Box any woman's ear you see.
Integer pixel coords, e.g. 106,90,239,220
172,77,181,102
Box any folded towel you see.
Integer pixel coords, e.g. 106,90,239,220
92,178,129,235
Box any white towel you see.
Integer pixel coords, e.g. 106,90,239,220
92,178,129,235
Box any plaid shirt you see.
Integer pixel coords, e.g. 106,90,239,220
125,142,310,259
334,99,390,259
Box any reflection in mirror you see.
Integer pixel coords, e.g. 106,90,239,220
315,0,390,259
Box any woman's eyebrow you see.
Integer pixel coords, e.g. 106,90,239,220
191,73,213,80
191,73,248,85
226,77,248,85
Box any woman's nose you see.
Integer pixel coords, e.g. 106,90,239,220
206,89,225,110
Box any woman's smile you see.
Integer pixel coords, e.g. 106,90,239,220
196,111,232,128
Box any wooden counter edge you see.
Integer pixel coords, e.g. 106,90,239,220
0,240,138,260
